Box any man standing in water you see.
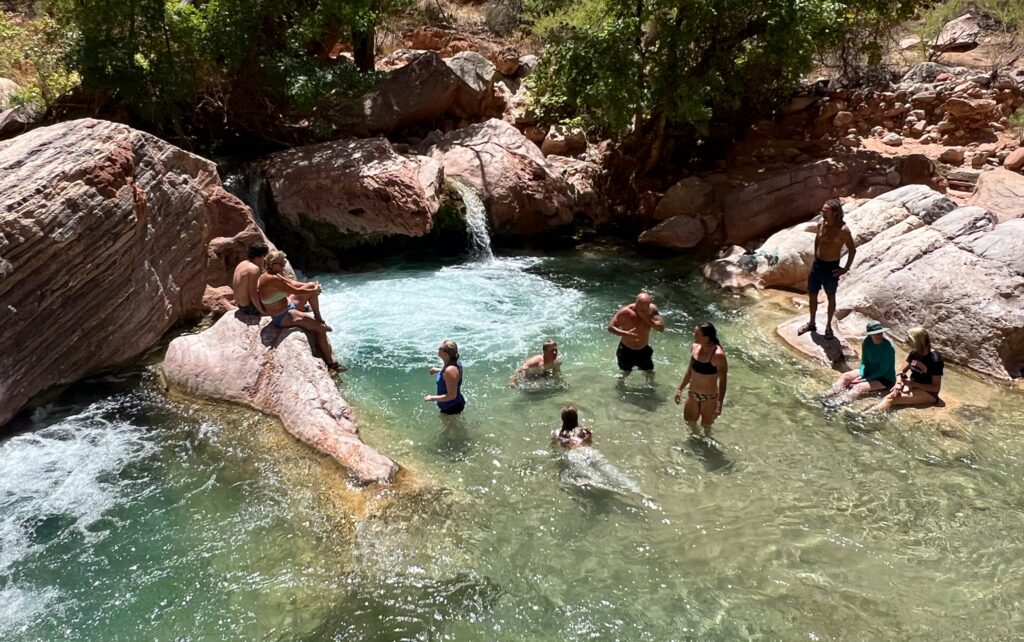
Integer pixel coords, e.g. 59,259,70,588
232,242,269,316
798,199,856,339
608,292,664,378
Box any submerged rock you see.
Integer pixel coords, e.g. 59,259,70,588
0,119,267,427
162,313,399,485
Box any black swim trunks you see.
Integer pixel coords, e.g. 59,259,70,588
617,342,654,372
807,258,841,295
239,303,260,316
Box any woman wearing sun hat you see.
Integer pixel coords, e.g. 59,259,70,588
826,320,896,402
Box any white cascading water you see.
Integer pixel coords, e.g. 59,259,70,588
450,181,493,260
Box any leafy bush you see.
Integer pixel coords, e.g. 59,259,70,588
0,13,78,108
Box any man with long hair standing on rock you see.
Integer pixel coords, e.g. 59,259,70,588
798,199,856,339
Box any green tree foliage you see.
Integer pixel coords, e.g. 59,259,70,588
37,0,404,135
527,0,922,169
0,12,78,108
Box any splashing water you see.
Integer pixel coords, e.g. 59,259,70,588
450,181,493,260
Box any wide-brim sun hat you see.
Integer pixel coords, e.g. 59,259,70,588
865,320,889,335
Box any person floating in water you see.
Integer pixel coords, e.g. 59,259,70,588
257,250,343,371
551,404,592,449
607,291,664,379
424,340,466,415
231,242,269,317
674,323,729,437
869,326,943,412
826,320,896,403
508,339,561,388
798,199,856,340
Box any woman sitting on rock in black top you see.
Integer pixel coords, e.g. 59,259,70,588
869,326,943,412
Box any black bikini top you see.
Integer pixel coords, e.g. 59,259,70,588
690,348,718,375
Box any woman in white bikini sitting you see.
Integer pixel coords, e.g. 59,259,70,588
674,323,729,437
257,250,343,371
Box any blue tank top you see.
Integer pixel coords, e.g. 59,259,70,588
435,363,465,410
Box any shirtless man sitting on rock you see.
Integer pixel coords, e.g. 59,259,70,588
608,292,664,379
798,199,856,340
232,243,269,317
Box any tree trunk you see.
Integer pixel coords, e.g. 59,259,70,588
353,27,375,72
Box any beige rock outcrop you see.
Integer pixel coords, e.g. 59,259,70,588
704,185,1024,380
0,119,267,427
420,119,576,236
654,176,714,220
163,313,398,484
262,137,444,239
968,168,1024,222
0,78,18,110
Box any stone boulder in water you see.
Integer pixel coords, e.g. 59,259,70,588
0,119,268,427
419,119,576,236
162,313,399,484
260,137,444,245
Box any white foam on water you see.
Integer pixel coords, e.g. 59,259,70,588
320,257,587,369
450,181,493,260
0,400,157,634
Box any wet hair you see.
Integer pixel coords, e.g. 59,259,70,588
543,339,558,353
560,404,579,435
263,250,286,272
248,242,269,259
908,326,931,354
824,198,843,218
439,339,460,363
697,322,721,346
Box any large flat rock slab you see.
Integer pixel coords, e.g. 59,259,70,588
776,312,858,369
163,313,399,485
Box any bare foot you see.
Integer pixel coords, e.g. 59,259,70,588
797,322,816,336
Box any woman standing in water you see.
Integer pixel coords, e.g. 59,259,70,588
674,323,729,437
424,340,466,415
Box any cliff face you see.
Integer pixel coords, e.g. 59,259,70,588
0,119,267,427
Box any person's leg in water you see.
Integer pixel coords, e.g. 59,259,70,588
288,291,331,331
683,393,702,437
698,397,718,438
828,369,860,396
282,309,343,370
868,386,935,413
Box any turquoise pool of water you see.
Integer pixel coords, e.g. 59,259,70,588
3,248,1023,641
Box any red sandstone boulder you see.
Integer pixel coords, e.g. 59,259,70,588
262,138,444,239
420,119,576,236
364,51,460,134
0,119,267,427
654,176,714,220
546,155,608,226
638,215,705,249
720,159,855,244
1003,148,1024,172
445,51,505,120
162,313,399,484
540,125,587,157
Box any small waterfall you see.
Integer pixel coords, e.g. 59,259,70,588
451,181,493,260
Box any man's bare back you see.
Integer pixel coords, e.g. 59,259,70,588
232,260,260,308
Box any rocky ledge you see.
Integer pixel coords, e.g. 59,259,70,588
162,313,399,485
0,119,267,427
704,184,1024,380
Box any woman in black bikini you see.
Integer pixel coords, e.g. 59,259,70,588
674,323,729,437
